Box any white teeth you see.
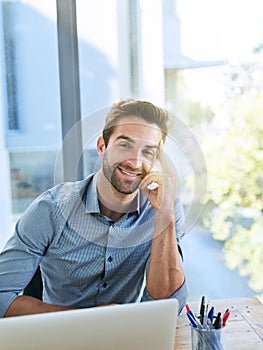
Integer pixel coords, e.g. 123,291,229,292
121,169,137,177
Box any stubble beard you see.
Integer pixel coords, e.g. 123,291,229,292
102,157,144,194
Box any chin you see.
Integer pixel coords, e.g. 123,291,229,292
113,182,140,195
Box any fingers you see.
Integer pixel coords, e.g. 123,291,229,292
140,171,162,189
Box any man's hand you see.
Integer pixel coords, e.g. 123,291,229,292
140,140,177,221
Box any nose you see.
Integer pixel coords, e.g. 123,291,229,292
125,157,143,170
124,147,144,169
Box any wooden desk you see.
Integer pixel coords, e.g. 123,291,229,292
175,297,263,349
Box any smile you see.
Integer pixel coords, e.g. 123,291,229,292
118,167,141,178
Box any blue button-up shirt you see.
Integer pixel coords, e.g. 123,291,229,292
0,172,187,317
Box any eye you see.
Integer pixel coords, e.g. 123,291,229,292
118,142,131,149
142,149,156,158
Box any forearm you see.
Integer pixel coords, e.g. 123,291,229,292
146,216,185,299
4,295,72,317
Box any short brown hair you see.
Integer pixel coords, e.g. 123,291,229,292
102,99,171,147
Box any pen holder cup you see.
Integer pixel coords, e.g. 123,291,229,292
191,326,225,350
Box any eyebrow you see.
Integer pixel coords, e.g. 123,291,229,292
116,135,159,149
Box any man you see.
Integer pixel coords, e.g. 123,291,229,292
0,99,187,317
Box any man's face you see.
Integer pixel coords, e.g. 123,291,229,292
98,117,163,194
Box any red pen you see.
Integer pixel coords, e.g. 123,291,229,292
185,304,196,320
222,309,230,327
186,304,191,313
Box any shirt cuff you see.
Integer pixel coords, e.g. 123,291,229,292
0,292,18,318
141,279,188,315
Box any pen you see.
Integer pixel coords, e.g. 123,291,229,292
222,309,230,327
200,296,205,325
208,306,215,323
186,311,198,328
185,304,196,320
213,312,222,329
205,303,209,319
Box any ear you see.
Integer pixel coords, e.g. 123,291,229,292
97,136,106,155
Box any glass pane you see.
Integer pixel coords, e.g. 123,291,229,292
77,0,120,117
10,150,58,216
167,0,263,299
76,0,121,177
0,0,62,247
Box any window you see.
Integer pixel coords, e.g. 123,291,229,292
0,0,62,244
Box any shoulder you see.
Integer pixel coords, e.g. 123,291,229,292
21,175,94,220
51,177,91,204
48,174,93,205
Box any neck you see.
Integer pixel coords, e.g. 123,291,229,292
97,171,138,221
98,201,126,222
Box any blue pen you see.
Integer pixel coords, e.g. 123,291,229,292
208,306,215,323
186,312,198,328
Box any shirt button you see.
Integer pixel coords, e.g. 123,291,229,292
103,282,108,288
107,256,113,262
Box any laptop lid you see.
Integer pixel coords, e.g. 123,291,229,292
0,299,178,350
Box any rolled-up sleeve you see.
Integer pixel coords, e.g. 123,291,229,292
141,279,188,314
0,292,19,318
0,191,55,317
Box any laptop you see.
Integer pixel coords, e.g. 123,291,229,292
0,299,178,350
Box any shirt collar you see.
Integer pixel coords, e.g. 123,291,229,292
85,172,101,214
85,171,146,216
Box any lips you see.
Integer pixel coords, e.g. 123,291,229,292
118,167,142,178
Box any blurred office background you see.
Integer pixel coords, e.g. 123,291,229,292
0,0,262,301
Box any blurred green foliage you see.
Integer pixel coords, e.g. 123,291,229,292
202,59,263,293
